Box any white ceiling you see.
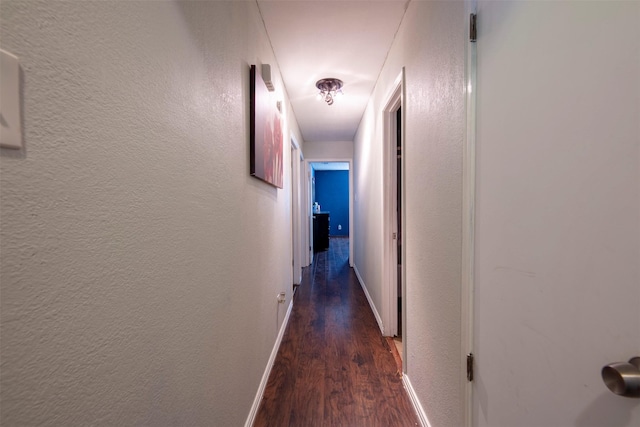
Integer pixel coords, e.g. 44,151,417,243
257,0,409,142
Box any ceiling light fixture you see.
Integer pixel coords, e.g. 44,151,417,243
316,78,344,106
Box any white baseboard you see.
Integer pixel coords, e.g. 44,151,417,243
403,374,432,427
244,298,294,427
353,265,385,335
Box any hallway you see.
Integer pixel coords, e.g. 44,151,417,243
254,237,418,426
3,2,639,425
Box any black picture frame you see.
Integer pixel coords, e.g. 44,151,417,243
250,65,283,188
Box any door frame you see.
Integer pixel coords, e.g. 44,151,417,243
299,148,310,268
291,136,303,284
305,159,354,267
382,70,404,344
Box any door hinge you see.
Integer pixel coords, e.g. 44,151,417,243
470,13,477,42
467,353,474,381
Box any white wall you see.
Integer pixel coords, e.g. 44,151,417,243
304,140,354,160
353,1,466,426
0,1,303,425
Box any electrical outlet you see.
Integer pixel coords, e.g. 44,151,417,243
277,292,286,303
338,224,342,230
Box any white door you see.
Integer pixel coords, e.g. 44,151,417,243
291,141,302,285
474,1,640,426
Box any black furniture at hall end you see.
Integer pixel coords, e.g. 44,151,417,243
313,212,330,252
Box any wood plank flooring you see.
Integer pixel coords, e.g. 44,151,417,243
254,237,419,426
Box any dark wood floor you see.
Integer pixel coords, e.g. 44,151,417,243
254,237,419,426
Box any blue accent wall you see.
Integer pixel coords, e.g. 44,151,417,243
315,170,349,236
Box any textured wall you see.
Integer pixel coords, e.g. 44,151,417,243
303,140,354,160
0,1,302,425
353,1,466,426
353,103,385,319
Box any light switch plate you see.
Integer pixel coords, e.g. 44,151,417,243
0,49,23,150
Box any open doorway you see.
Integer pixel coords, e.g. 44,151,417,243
307,161,353,266
394,107,402,358
291,139,303,291
382,71,404,368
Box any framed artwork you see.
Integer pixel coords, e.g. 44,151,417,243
250,64,283,188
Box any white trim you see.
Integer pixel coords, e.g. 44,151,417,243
291,138,302,285
381,69,404,338
305,161,313,266
290,134,300,152
306,158,355,267
291,135,309,271
244,299,294,427
462,1,477,426
403,374,432,427
348,163,354,268
353,265,384,335
300,151,308,269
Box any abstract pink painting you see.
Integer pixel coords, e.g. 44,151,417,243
250,65,283,188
